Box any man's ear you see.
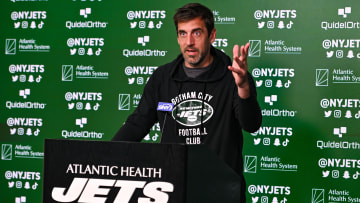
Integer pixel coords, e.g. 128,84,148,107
209,28,217,44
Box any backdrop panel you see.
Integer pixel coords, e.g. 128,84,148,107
1,0,360,202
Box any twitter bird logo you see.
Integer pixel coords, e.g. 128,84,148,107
130,22,137,29
257,22,265,29
326,51,334,58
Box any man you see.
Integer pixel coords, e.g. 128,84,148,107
113,3,262,202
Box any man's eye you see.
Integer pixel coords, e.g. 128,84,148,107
179,32,186,37
194,31,201,36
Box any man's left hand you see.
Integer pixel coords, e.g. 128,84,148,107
228,43,251,99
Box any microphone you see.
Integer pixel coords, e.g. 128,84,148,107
156,102,174,143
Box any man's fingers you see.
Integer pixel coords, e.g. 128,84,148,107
233,44,239,59
240,43,250,61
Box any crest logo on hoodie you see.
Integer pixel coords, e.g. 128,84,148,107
172,99,213,127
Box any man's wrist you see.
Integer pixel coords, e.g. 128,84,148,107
237,83,250,99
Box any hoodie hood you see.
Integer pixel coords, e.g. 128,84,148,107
170,46,232,83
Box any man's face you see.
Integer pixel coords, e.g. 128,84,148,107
177,17,216,68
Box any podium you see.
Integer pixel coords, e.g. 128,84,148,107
43,139,241,202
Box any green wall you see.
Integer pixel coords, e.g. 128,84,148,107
1,0,360,202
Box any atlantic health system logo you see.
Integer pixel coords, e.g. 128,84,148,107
248,40,302,57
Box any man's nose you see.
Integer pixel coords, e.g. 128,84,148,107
186,34,195,45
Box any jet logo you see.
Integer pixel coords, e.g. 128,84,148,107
51,178,173,203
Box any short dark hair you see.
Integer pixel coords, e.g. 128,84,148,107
173,3,214,37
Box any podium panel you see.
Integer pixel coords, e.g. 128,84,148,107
43,139,241,202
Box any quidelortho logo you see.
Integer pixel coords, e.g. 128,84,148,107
252,67,294,89
264,95,277,106
138,36,150,46
67,38,103,56
65,92,102,111
62,118,104,139
321,7,360,30
318,157,360,180
1,144,43,160
66,8,108,30
127,10,165,30
251,126,292,147
5,39,50,54
254,9,296,30
212,10,236,25
6,88,47,110
11,11,46,29
262,95,297,117
75,118,87,128
317,126,360,151
122,34,167,58
333,127,347,138
322,39,360,59
62,65,109,81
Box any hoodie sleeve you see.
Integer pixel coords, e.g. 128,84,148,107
112,73,159,142
233,72,262,133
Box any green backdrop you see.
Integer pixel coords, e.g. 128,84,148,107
1,0,360,202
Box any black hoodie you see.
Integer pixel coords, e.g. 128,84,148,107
113,46,262,198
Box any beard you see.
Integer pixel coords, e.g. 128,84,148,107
182,45,210,67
